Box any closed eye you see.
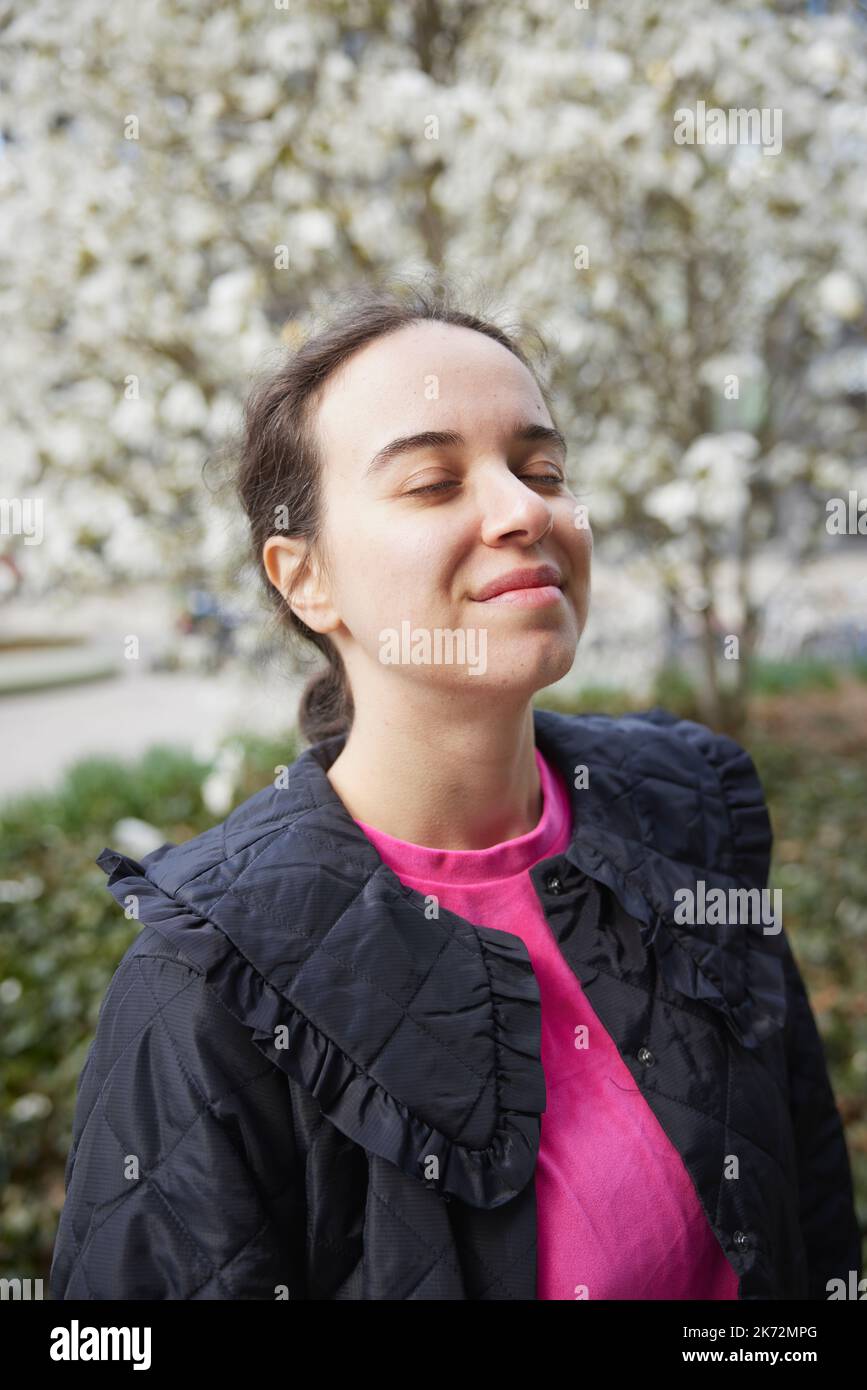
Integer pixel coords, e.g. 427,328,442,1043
406,474,565,496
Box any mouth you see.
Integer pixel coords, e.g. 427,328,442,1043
471,564,565,607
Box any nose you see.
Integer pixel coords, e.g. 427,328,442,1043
476,470,555,547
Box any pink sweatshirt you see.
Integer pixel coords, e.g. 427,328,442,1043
355,745,740,1301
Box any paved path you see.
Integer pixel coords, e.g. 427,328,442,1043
0,663,305,805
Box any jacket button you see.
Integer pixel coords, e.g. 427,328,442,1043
637,1046,655,1066
544,872,563,895
733,1230,750,1250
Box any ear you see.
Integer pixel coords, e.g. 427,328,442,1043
262,535,341,635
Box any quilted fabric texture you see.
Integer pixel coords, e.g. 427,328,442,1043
49,706,862,1300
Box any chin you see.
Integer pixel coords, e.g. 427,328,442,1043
472,638,579,695
534,641,579,690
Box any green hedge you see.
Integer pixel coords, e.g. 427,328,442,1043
0,731,299,1284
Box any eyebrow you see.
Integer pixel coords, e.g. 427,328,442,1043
362,420,568,480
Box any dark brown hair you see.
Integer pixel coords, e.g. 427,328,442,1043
229,272,558,747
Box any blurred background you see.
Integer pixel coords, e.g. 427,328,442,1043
1,0,865,1289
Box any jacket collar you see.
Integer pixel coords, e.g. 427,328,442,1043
97,706,786,1209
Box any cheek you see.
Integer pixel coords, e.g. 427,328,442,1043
580,526,593,573
376,520,447,599
374,530,442,603
332,517,444,638
563,516,593,579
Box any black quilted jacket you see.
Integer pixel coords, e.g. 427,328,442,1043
49,707,861,1300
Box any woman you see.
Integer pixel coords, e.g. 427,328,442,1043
50,280,860,1301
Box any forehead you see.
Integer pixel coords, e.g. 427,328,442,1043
312,320,549,466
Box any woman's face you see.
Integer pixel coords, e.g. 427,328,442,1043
277,319,592,706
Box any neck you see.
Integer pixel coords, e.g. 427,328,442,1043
324,696,543,851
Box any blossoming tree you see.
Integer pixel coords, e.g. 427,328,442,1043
2,0,865,725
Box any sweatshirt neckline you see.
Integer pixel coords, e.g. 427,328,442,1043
353,746,570,886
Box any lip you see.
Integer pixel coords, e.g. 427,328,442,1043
477,584,564,609
471,564,564,603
